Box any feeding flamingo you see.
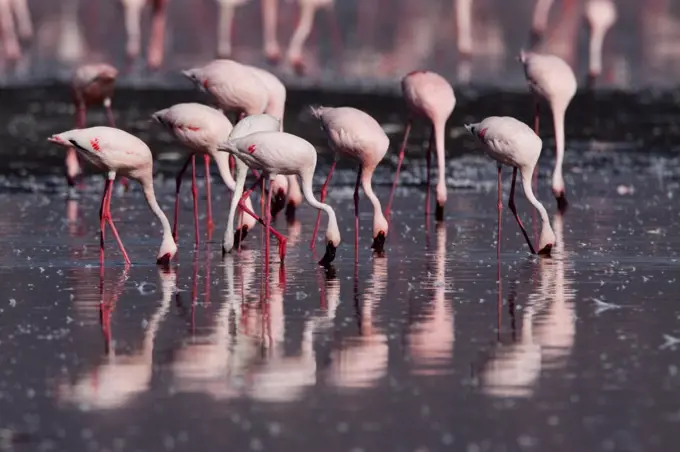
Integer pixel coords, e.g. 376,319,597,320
519,49,577,212
387,70,455,221
219,115,341,267
584,0,617,86
47,127,177,266
310,106,389,256
121,0,168,69
151,103,258,247
464,116,555,258
68,64,130,193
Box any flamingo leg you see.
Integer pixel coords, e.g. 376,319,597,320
236,173,265,252
497,165,502,262
104,177,131,266
173,154,194,242
99,178,110,267
508,167,537,255
204,154,214,234
425,126,434,218
191,155,200,247
311,161,336,250
386,118,412,217
265,178,274,270
353,166,362,260
236,199,287,261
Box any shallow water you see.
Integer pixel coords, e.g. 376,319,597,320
1,85,680,450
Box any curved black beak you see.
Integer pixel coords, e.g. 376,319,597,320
556,193,569,214
156,253,172,269
270,189,287,219
371,231,386,254
285,201,297,223
318,241,337,267
435,203,445,222
229,225,249,254
324,264,337,280
537,243,553,258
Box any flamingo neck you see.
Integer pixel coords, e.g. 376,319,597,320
551,103,567,195
140,176,174,252
360,166,388,235
300,168,340,245
588,26,607,76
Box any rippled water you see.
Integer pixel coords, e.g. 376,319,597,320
1,89,680,450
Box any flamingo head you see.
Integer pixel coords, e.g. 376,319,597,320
371,212,389,254
318,227,341,268
182,69,207,92
464,123,483,139
156,236,177,268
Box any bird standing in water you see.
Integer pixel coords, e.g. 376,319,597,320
519,50,576,213
68,64,129,194
151,103,258,247
387,70,455,221
219,116,341,267
464,116,555,258
47,127,177,267
310,106,389,257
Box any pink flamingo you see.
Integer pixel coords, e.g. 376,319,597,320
47,126,178,266
68,64,130,193
151,103,258,247
286,0,342,75
529,0,555,46
519,50,577,212
387,70,455,221
247,65,303,219
121,0,168,70
220,117,341,266
0,0,20,61
584,0,617,86
464,116,555,257
310,106,389,256
455,0,473,59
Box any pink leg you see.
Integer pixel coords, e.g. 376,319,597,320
204,154,214,233
425,126,434,218
173,155,194,242
265,178,274,269
191,155,200,247
104,178,131,266
353,166,361,260
311,161,336,250
497,166,502,262
508,168,536,255
386,118,412,217
99,179,111,267
236,199,287,261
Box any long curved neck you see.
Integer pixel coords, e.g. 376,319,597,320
211,149,236,190
520,168,551,233
551,103,567,195
433,119,448,204
299,168,339,243
141,177,173,244
360,166,387,229
588,25,606,76
123,1,143,57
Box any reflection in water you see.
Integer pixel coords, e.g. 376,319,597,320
58,267,175,410
328,257,388,390
407,224,454,376
479,213,575,398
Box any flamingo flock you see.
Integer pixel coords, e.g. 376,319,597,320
38,0,626,270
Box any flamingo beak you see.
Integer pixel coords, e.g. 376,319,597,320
270,189,287,219
435,203,445,222
48,135,66,145
318,241,337,267
156,252,172,268
231,225,249,251
556,192,569,214
371,231,386,254
537,243,553,257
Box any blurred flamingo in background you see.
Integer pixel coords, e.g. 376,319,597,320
215,0,282,63
68,64,131,193
286,0,342,74
584,0,617,87
151,103,258,247
464,116,555,257
121,0,168,70
519,49,577,212
310,106,389,257
455,0,473,60
387,70,455,222
215,0,249,58
0,0,20,60
529,0,554,46
47,127,178,266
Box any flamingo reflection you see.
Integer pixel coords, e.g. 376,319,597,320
58,267,175,410
478,213,575,398
327,257,388,390
407,223,454,376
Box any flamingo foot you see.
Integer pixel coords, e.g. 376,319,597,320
435,203,444,222
291,57,306,76
318,241,337,267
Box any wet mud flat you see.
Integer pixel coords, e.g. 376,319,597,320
0,86,680,450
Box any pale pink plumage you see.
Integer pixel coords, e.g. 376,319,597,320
220,117,341,266
310,106,389,255
464,116,555,256
121,0,167,69
47,126,177,265
584,0,617,80
388,70,455,221
151,103,258,246
519,50,576,210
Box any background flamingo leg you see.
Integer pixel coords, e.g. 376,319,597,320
173,154,194,241
386,119,412,217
